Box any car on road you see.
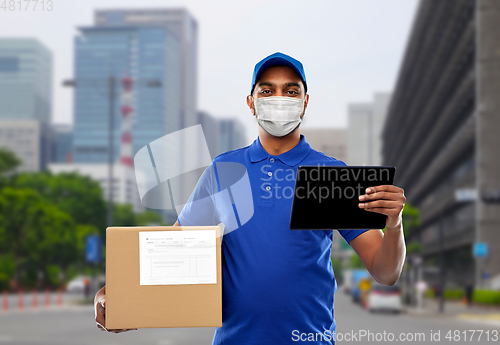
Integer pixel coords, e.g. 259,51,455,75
66,275,89,294
367,284,402,313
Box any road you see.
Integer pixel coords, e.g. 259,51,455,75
0,291,498,344
334,289,500,344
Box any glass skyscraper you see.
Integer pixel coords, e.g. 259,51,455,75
73,9,197,163
95,9,198,130
73,24,181,163
0,38,52,124
0,38,52,170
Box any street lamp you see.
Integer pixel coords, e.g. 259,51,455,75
62,76,161,227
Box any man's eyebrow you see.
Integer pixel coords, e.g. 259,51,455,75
257,81,274,88
257,81,302,89
284,82,301,89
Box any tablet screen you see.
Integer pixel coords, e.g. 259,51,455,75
289,166,396,230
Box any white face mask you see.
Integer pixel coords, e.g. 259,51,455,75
254,96,305,137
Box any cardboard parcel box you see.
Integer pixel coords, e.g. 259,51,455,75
106,226,222,329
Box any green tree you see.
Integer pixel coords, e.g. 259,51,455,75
331,257,344,285
0,148,20,175
136,209,163,225
75,224,100,259
349,253,366,269
401,202,421,254
113,203,166,226
13,172,107,235
402,202,419,237
0,187,77,287
113,203,136,226
0,254,15,290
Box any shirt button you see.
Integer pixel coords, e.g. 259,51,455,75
265,186,271,191
268,171,272,177
270,158,275,163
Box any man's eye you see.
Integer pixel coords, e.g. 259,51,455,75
261,90,272,94
286,90,299,95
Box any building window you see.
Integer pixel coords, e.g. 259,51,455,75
0,57,19,72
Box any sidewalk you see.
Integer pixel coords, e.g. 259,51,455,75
405,297,500,326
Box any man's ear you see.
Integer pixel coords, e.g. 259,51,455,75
247,95,256,116
301,94,310,119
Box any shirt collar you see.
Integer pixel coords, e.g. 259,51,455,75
249,134,312,167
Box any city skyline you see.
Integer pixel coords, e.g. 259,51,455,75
0,0,418,145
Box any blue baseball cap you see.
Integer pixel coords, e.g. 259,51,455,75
250,52,307,95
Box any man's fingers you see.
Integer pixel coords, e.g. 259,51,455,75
99,300,105,317
359,200,399,209
366,185,404,194
359,187,406,203
360,191,397,201
96,320,138,333
96,322,108,332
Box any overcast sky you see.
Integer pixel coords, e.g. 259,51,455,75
0,0,418,146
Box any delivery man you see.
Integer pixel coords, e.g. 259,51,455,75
94,52,406,344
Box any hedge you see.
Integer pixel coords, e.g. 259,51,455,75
424,288,464,300
473,290,500,305
444,289,465,300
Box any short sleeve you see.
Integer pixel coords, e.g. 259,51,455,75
338,229,370,244
177,163,220,226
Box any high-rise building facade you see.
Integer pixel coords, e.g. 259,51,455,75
0,38,52,124
72,23,182,163
347,93,391,166
197,111,221,159
301,128,347,163
51,124,73,163
219,118,247,154
382,0,500,288
0,120,49,171
198,111,249,159
94,8,198,129
0,38,52,171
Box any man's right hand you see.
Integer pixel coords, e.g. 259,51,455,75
94,285,137,333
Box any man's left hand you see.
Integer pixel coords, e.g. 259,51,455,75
358,185,406,229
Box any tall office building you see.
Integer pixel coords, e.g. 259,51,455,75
382,0,500,288
94,8,198,129
197,111,221,159
219,118,247,154
72,21,182,163
0,120,49,171
0,38,52,124
51,124,73,163
301,128,347,163
347,93,391,166
198,111,249,159
72,9,198,220
0,38,52,170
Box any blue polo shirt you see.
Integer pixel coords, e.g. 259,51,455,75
178,134,369,345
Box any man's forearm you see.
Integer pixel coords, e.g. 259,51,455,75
371,224,406,286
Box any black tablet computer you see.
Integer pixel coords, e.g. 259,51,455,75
289,166,396,230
